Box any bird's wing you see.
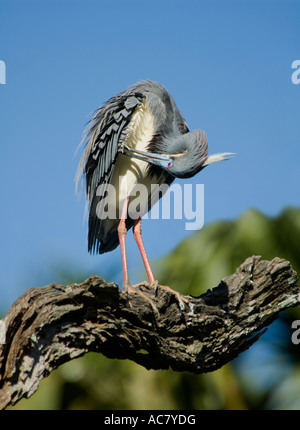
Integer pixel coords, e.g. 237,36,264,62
77,92,145,202
76,90,145,253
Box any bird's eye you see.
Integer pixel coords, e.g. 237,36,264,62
170,149,188,159
167,162,172,167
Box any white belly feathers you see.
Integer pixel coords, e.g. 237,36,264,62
109,100,157,217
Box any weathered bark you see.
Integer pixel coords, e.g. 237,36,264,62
0,255,298,409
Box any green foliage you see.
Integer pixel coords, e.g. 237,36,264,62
9,207,300,410
158,207,300,297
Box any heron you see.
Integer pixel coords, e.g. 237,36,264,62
77,80,232,301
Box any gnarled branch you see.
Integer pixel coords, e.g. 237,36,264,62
0,255,298,409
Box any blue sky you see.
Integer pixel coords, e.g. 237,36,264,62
0,0,299,311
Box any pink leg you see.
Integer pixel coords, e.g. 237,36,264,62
117,203,184,312
117,196,130,288
117,206,158,312
133,217,156,285
133,217,188,309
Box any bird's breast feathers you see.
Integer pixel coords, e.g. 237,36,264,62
120,99,155,154
110,100,157,206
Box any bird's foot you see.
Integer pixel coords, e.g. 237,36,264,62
124,283,159,314
152,281,189,310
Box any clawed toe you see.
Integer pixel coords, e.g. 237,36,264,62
155,283,189,310
123,280,188,314
124,283,159,314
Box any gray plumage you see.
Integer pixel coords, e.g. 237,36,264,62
77,80,232,254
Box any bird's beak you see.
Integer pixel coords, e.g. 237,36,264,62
123,145,173,168
202,152,235,167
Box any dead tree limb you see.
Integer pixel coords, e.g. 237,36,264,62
0,255,298,409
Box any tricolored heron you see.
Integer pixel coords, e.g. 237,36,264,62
77,80,232,298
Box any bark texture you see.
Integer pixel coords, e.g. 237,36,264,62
0,255,298,409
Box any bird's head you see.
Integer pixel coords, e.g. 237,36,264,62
124,129,234,178
151,130,234,179
159,130,208,178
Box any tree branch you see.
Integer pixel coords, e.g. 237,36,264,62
0,255,298,409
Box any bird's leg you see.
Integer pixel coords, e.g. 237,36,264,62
117,196,130,288
133,218,188,310
118,199,158,313
133,217,156,285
